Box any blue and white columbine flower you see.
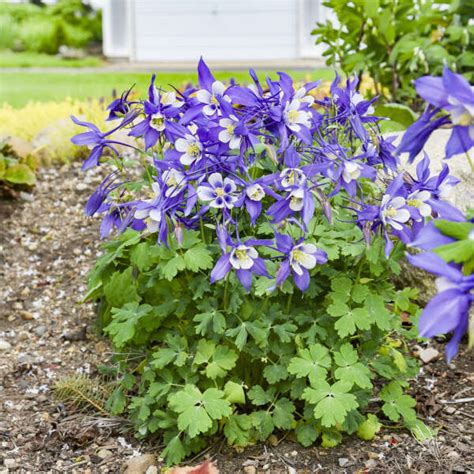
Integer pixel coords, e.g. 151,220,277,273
280,168,306,188
283,99,312,132
175,134,203,166
197,173,239,209
380,195,410,231
406,190,431,221
134,182,163,233
218,116,241,149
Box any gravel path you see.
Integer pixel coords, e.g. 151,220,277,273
0,163,473,473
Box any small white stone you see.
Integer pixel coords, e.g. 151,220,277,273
0,340,12,351
4,459,17,469
418,347,440,364
338,458,349,467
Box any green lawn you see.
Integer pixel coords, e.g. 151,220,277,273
0,50,103,68
0,69,334,108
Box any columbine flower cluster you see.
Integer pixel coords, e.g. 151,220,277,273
72,60,467,302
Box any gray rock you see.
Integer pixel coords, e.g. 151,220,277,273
124,454,156,474
418,347,440,364
0,340,12,351
34,325,47,337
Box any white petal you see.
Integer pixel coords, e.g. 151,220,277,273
395,208,410,223
208,173,223,188
390,196,406,210
175,138,188,152
196,89,211,104
212,81,226,96
218,130,231,143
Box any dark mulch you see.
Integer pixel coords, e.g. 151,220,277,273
0,164,472,473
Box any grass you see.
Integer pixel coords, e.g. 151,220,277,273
0,69,334,108
0,50,103,68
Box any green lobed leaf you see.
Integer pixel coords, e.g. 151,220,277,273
303,380,359,427
168,385,231,438
288,344,332,385
334,343,372,389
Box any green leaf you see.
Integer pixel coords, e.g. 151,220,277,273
295,423,319,447
224,381,245,404
433,220,473,240
130,241,160,271
193,310,226,336
194,340,238,379
161,435,186,466
334,343,372,389
4,163,36,185
104,303,153,348
366,294,392,331
434,240,474,264
106,387,126,415
152,335,188,369
263,364,288,384
357,414,382,440
375,103,417,133
224,414,253,446
248,386,274,406
104,268,140,308
352,284,370,303
327,301,350,317
288,344,332,385
250,411,274,441
184,244,213,272
160,255,186,280
406,419,435,441
380,382,416,422
272,398,295,430
168,385,231,438
303,380,359,427
321,430,342,448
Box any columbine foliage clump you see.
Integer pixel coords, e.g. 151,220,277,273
74,60,467,465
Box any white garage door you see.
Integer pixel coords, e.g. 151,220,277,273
131,0,299,61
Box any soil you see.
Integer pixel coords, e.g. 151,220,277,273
0,163,473,474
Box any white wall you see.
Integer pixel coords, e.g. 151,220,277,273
102,0,328,61
130,0,299,62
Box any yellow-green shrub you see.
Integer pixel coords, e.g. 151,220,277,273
0,99,110,164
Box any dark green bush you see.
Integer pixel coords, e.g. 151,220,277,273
313,0,474,107
1,0,101,54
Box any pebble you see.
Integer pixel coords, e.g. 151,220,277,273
20,310,34,321
97,448,113,459
447,451,460,459
145,467,158,474
338,458,349,467
243,467,256,474
418,347,440,364
34,325,47,337
445,406,456,415
4,459,17,469
19,191,34,202
124,454,156,474
0,340,12,351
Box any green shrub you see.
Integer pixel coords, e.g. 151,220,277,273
0,16,18,50
1,0,102,55
18,18,64,55
312,0,474,107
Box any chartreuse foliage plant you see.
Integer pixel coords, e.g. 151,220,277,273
74,60,467,465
